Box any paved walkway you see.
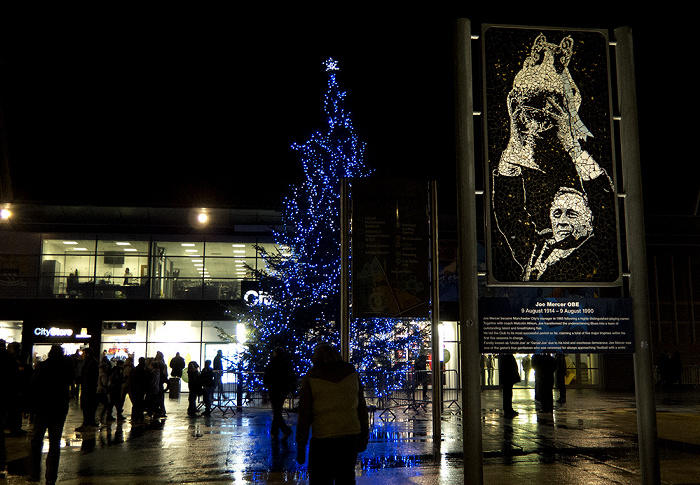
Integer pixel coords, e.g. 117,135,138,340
3,387,699,484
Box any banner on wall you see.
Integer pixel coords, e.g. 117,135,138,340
351,179,430,319
482,25,621,286
479,297,634,353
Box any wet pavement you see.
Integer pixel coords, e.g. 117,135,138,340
3,387,700,484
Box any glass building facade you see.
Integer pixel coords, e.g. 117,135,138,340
36,235,278,300
0,205,283,373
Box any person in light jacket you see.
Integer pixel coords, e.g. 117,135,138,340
296,343,369,484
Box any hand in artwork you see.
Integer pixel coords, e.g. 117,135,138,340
542,91,581,159
572,150,606,182
498,89,543,172
500,87,571,174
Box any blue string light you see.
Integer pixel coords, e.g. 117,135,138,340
241,59,428,396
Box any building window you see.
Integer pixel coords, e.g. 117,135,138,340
95,240,150,298
41,238,96,298
37,235,275,300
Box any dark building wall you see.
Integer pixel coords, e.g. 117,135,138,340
646,216,700,380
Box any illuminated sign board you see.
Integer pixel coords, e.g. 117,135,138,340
480,297,634,353
30,324,92,342
244,289,272,306
34,327,74,337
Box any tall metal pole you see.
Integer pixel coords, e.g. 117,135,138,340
340,178,350,362
614,26,660,485
430,180,442,454
455,18,483,485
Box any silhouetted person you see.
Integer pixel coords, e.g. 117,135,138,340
200,360,215,416
264,347,295,439
555,352,567,404
123,267,132,285
522,354,532,386
498,353,521,418
187,361,201,416
70,349,83,398
532,353,557,412
121,357,134,416
296,343,369,484
29,344,74,485
170,352,186,378
413,351,430,400
128,357,150,423
213,350,224,400
96,356,111,423
108,359,126,420
6,342,29,436
153,351,168,416
485,355,495,386
78,348,99,428
146,359,162,417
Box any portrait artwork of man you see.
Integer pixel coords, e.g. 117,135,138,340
485,28,620,284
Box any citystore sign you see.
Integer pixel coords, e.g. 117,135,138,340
35,326,74,338
244,289,272,307
30,325,92,343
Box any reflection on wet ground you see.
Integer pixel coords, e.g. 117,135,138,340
3,387,700,484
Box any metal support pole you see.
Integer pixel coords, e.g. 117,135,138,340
455,18,483,485
340,178,350,362
614,26,661,485
236,369,243,408
430,180,442,454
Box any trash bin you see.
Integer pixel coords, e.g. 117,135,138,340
169,377,181,398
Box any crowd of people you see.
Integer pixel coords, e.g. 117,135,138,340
0,342,214,483
498,352,573,418
73,349,174,429
1,340,371,484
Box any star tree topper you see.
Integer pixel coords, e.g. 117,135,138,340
324,58,339,71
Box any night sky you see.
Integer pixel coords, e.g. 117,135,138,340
0,8,696,216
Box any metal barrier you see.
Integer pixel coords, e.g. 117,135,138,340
654,364,700,388
443,369,461,412
190,368,466,417
194,370,298,414
358,368,462,420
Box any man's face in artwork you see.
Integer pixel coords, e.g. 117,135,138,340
550,190,593,242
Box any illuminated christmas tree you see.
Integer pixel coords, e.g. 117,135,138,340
243,58,371,381
243,58,429,398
